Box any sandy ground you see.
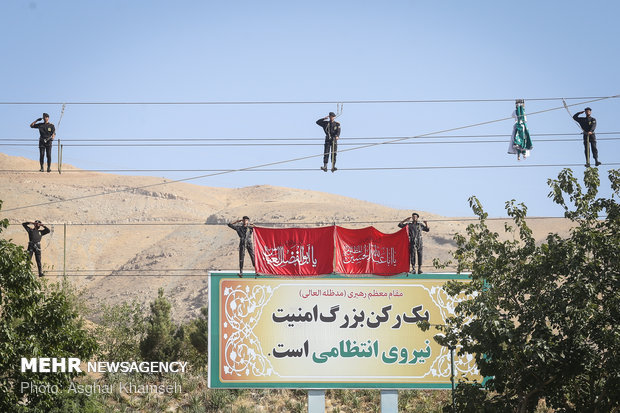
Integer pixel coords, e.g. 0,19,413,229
0,153,573,322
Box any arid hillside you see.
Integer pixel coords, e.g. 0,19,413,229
0,153,573,321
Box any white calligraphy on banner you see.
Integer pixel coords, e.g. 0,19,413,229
342,244,397,266
262,244,318,267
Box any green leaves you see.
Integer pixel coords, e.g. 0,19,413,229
0,226,97,410
139,288,183,365
436,169,620,412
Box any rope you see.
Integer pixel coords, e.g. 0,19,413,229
56,103,67,129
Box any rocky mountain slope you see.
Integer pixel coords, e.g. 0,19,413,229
0,153,572,321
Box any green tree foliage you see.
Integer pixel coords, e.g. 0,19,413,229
185,306,209,369
189,306,208,355
0,200,98,411
95,300,145,361
139,288,182,363
431,169,620,413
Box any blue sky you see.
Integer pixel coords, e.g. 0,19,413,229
1,0,619,217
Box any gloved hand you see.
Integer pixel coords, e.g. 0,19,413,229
36,118,43,122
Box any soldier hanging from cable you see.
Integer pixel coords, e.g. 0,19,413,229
30,113,56,172
398,213,430,275
316,112,341,172
22,220,51,277
228,216,256,278
573,107,601,167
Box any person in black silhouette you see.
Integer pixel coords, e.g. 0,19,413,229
228,216,255,277
23,220,50,277
316,112,341,172
30,113,56,172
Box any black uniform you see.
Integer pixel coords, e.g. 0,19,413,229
228,223,255,273
22,222,50,277
31,122,55,171
398,221,429,274
572,113,598,164
316,118,341,165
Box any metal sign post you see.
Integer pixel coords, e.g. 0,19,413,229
380,390,398,413
307,390,325,413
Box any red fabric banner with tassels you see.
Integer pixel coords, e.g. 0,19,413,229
254,226,334,276
334,226,410,275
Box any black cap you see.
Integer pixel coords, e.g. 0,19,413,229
411,212,419,218
584,107,592,111
34,220,42,224
242,216,250,220
42,113,49,118
329,112,336,117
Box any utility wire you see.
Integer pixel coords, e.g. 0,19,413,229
0,96,615,105
3,131,620,142
1,162,619,174
2,137,620,149
42,265,452,277
4,95,617,213
7,216,572,227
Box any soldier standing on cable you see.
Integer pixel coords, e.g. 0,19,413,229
228,216,256,278
22,220,50,277
573,107,601,167
398,213,430,275
30,113,56,172
316,112,341,172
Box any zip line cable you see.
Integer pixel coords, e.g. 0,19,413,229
6,216,573,227
4,95,618,213
3,131,620,143
2,162,619,174
41,268,444,276
2,137,620,149
0,95,615,105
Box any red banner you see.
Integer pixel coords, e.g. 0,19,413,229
334,226,410,275
254,227,334,276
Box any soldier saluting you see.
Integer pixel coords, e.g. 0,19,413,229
228,216,256,278
573,107,601,167
22,220,50,277
398,213,430,275
30,113,56,172
316,112,341,172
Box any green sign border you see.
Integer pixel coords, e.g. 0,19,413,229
208,272,471,389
